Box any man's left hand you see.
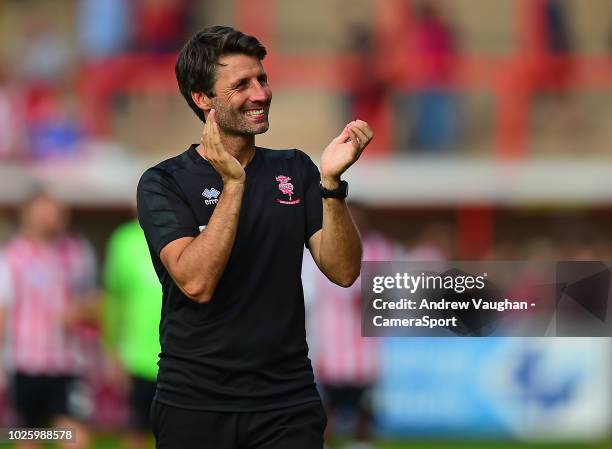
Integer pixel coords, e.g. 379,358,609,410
320,120,373,188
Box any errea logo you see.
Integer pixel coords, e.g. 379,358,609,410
202,187,220,205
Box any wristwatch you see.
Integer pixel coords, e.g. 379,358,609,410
320,180,349,198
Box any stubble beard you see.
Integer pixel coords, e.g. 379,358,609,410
211,99,270,136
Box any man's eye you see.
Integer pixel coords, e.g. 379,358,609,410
259,76,268,85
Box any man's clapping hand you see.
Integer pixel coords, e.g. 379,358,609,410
320,119,373,187
201,109,245,186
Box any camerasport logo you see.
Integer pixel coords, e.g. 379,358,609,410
275,175,301,205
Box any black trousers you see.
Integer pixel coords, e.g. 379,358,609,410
150,400,327,449
12,373,76,427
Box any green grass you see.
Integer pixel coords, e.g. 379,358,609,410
330,440,612,449
3,437,611,449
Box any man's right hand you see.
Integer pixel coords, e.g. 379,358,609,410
201,109,245,185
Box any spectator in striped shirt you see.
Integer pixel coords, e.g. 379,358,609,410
303,203,404,449
0,189,98,449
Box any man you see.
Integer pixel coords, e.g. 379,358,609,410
137,26,372,449
0,190,96,449
103,217,161,449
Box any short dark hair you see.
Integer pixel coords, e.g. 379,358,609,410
20,182,51,207
175,26,267,122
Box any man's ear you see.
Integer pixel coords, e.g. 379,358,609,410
191,92,213,115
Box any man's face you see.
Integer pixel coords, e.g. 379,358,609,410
209,54,272,136
22,195,67,238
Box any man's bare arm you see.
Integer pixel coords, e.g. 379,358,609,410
308,202,361,287
160,110,246,304
308,120,373,287
161,182,243,303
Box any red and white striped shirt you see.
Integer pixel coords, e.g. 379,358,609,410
303,232,402,386
0,235,96,375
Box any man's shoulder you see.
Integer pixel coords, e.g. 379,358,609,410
257,147,314,165
138,147,194,190
146,147,193,176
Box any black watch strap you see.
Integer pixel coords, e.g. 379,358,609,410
320,180,349,198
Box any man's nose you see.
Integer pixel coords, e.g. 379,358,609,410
249,81,270,103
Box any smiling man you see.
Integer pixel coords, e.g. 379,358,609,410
137,26,373,449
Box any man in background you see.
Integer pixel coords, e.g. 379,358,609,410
304,203,403,449
103,216,162,449
0,189,97,449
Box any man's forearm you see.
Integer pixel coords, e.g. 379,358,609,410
315,118,372,286
173,182,244,302
319,195,362,287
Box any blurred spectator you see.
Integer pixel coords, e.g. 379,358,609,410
527,0,581,143
406,222,454,261
103,218,162,449
411,1,459,153
304,204,403,449
27,86,85,160
5,14,86,161
343,24,388,147
534,0,575,91
134,0,191,54
13,19,74,86
78,0,132,61
522,237,557,261
543,0,572,55
557,230,610,261
0,189,98,449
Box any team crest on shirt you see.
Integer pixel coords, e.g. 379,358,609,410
275,175,301,205
202,187,220,205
